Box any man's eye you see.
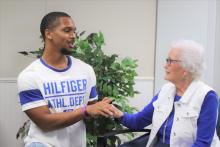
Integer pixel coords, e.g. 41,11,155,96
64,29,70,32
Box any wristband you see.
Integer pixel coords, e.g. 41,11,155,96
81,105,89,117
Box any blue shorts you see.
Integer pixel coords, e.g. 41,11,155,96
25,142,48,147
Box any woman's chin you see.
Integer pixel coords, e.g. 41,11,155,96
164,76,168,80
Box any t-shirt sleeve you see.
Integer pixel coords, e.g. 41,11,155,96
88,66,98,102
17,72,47,111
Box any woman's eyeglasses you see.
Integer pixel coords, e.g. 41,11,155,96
166,58,181,65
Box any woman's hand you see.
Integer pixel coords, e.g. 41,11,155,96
86,97,114,118
111,105,124,119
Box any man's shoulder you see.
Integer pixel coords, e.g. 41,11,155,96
17,59,42,91
69,56,93,69
18,59,41,79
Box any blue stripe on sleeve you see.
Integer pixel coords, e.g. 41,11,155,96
89,86,97,99
19,89,44,105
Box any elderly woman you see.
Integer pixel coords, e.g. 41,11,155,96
113,39,220,147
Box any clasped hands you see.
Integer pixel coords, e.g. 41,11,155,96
86,97,124,118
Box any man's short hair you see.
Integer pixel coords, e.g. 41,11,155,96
40,12,71,40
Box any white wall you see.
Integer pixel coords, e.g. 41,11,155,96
213,0,220,94
129,77,154,110
154,0,218,93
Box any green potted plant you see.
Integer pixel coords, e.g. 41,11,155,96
17,31,139,146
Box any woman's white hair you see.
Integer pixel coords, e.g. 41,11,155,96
171,39,205,79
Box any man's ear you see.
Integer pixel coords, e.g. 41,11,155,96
45,29,52,40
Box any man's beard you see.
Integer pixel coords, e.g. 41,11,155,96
60,48,72,55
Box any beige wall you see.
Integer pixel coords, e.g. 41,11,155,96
0,0,156,78
0,80,27,147
0,0,156,146
0,0,45,78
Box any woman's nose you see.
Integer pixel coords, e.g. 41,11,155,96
164,63,168,69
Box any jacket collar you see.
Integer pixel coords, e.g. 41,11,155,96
178,80,201,104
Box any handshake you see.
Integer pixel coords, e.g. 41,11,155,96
85,97,124,119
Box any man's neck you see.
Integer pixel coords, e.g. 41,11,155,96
42,46,68,70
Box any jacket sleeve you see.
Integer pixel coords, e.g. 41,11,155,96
191,91,218,147
119,94,159,130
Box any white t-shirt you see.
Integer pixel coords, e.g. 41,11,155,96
17,56,98,147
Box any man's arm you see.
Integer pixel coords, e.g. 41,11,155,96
25,98,114,132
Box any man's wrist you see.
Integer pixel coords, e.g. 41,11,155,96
81,105,89,117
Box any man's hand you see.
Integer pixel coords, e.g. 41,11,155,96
86,97,114,118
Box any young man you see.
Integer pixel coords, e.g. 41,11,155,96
17,12,114,147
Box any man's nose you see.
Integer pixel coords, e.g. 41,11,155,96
70,32,76,39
